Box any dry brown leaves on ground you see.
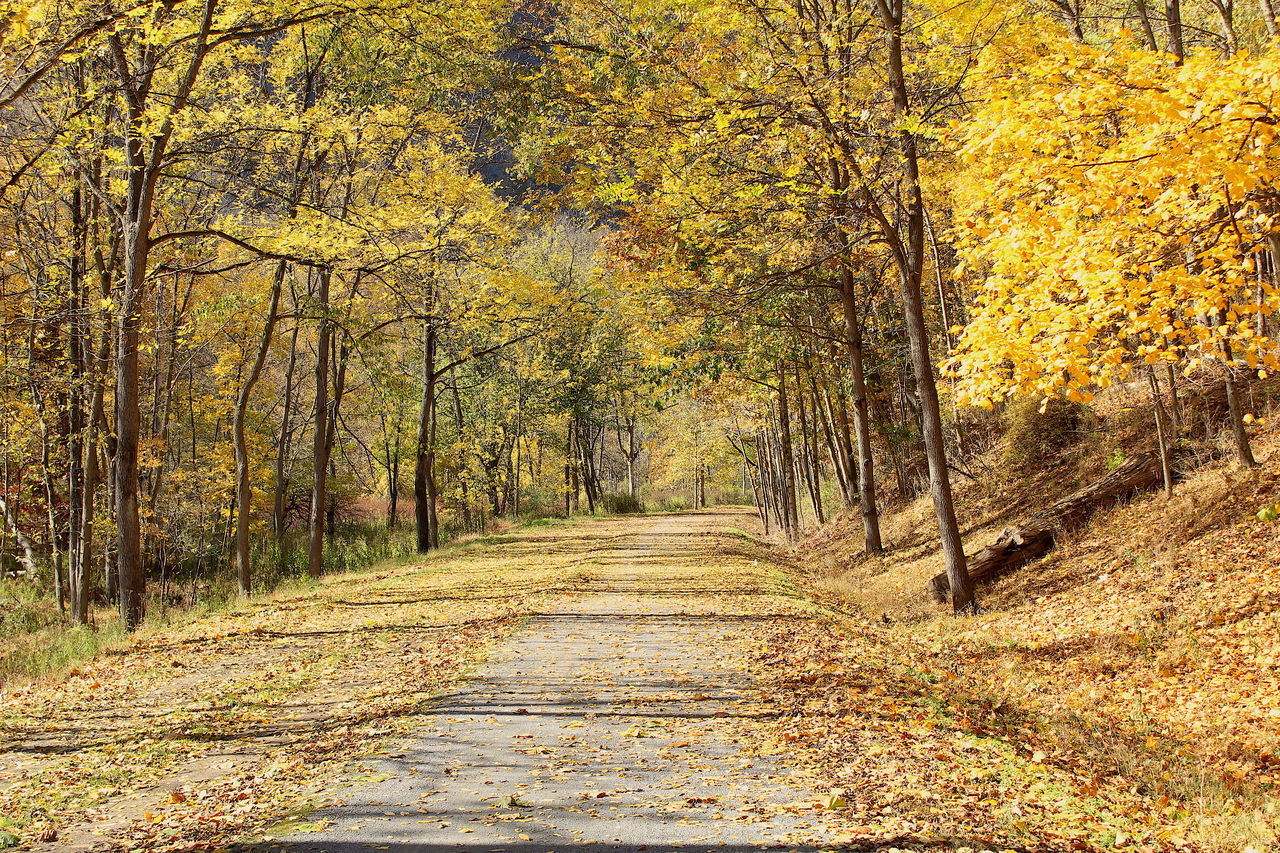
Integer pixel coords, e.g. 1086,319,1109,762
0,520,621,851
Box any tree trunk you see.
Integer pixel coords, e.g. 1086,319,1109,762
273,320,300,537
793,366,825,525
876,0,973,612
836,260,883,553
1134,0,1160,48
102,438,117,605
307,269,333,577
1260,0,1278,37
66,202,95,620
0,495,38,576
1147,366,1175,497
38,408,66,614
513,400,523,516
414,319,439,552
1164,361,1183,435
323,333,350,537
79,267,112,620
776,374,800,536
564,421,574,517
578,422,598,514
1209,0,1238,54
77,388,100,624
1165,0,1186,61
115,217,148,628
232,261,284,596
386,428,400,529
928,451,1167,601
811,366,854,508
832,384,859,492
450,375,474,532
754,432,772,535
1220,340,1257,467
626,434,637,496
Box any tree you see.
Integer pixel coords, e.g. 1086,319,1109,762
951,37,1280,475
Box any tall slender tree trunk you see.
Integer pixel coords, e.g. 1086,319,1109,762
626,441,637,495
79,254,113,621
323,334,350,537
1147,367,1175,496
758,430,773,533
307,269,333,577
110,1,215,626
103,429,117,605
793,366,825,525
77,386,101,624
414,319,439,552
564,422,574,518
833,385,859,489
767,421,790,537
810,365,853,507
877,0,973,611
38,407,67,614
1166,0,1186,61
67,185,90,623
232,261,285,595
1134,0,1160,48
578,422,598,514
115,213,148,628
753,432,772,535
1210,0,1239,54
1260,0,1278,37
776,375,800,536
739,439,765,530
0,495,38,576
513,400,523,516
1221,343,1257,467
837,268,883,553
1164,362,1183,434
386,427,400,529
450,375,474,532
273,320,300,536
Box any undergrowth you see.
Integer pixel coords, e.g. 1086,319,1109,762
0,522,425,686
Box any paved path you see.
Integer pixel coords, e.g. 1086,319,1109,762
250,513,832,853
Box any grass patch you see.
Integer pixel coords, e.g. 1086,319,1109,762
0,578,128,686
1,522,440,687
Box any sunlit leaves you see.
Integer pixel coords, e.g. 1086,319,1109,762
950,37,1280,406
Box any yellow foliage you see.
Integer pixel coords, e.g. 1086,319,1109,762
950,37,1280,405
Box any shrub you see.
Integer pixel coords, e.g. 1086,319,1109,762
517,487,566,520
710,487,752,506
603,493,646,514
1001,396,1092,467
250,523,417,589
0,578,128,684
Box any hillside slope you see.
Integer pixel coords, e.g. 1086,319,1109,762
798,408,1280,851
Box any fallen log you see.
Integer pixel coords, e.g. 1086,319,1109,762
929,451,1167,603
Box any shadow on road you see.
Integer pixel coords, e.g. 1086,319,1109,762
224,839,1013,853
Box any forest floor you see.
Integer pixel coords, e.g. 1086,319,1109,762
2,509,1232,853
802,424,1280,853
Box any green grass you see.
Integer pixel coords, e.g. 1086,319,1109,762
0,522,426,687
0,506,679,686
249,523,419,590
0,579,129,685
